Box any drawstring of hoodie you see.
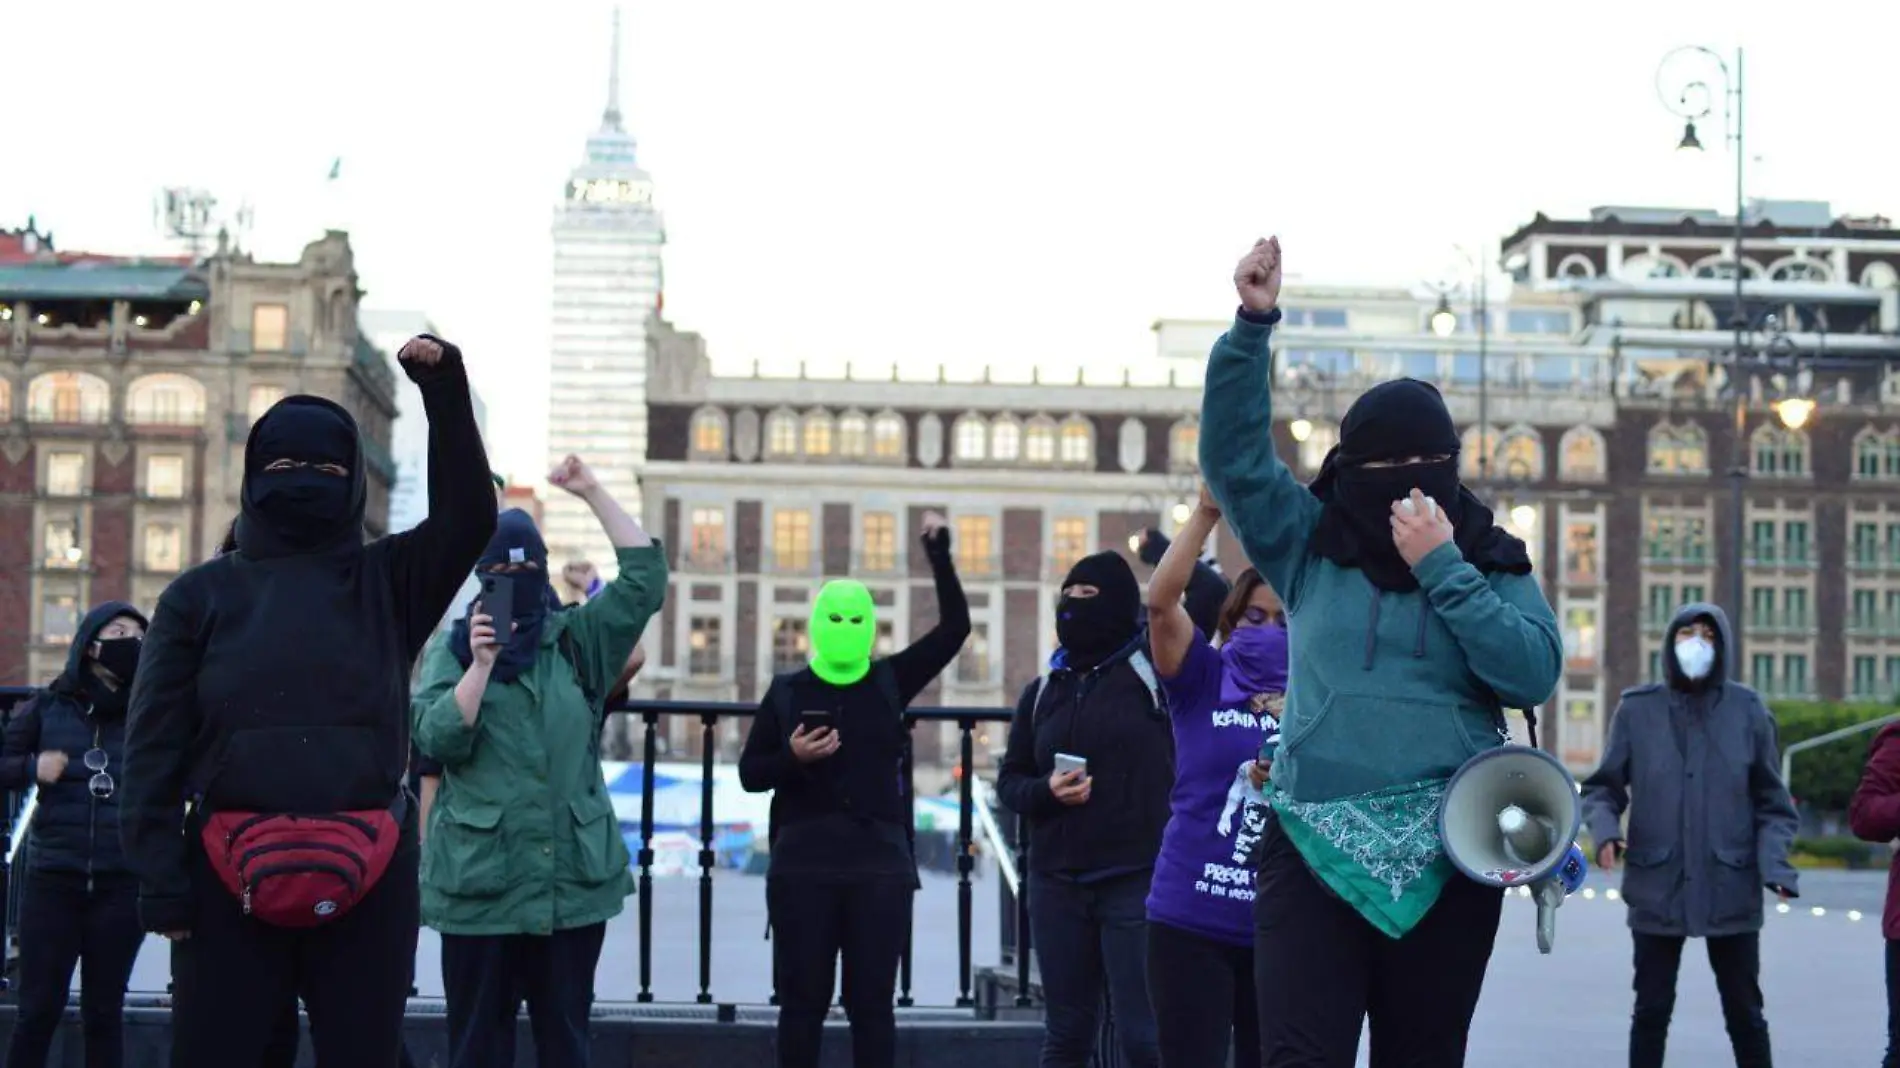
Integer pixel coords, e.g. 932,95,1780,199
1360,590,1432,671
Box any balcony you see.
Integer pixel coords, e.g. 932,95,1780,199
1752,680,1816,701
677,549,733,575
1847,614,1900,639
1745,610,1814,636
1642,538,1712,566
1746,541,1815,568
1848,547,1900,572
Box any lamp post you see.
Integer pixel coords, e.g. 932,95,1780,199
1430,248,1496,489
1658,44,1753,655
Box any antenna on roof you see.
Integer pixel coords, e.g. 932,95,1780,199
154,187,219,260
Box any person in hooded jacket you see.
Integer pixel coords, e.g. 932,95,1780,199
1850,721,1900,1068
412,456,664,1068
1584,603,1798,1068
996,549,1172,1068
1201,237,1563,1067
119,335,495,1068
738,512,968,1068
0,602,148,1068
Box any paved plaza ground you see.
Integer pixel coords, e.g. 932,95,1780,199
108,867,1891,1065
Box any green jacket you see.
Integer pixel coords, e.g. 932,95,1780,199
412,545,667,936
1200,311,1563,936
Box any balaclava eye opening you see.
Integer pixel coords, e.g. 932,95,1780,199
810,580,877,686
1056,551,1140,668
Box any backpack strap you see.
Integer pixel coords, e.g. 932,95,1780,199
1127,649,1165,717
1028,674,1051,729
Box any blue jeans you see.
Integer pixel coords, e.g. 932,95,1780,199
1028,869,1160,1068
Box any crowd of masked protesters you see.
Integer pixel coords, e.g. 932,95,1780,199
1,245,1899,1068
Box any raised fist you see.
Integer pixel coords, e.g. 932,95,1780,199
548,455,599,497
1234,236,1283,315
920,510,950,552
397,335,444,367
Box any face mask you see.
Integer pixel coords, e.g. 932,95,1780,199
1219,624,1288,706
810,580,877,686
92,636,142,687
1674,635,1715,681
1056,594,1133,661
251,469,351,532
1335,458,1460,523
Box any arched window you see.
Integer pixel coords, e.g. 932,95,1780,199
1459,426,1500,481
1647,423,1709,475
1620,254,1687,281
802,410,835,457
1168,419,1199,470
1024,417,1058,464
1769,258,1831,283
26,371,110,425
1861,262,1900,290
1555,254,1596,280
1751,425,1810,477
991,416,1022,462
126,373,206,427
1557,426,1606,482
1853,428,1900,481
837,411,869,457
1058,416,1093,465
689,407,727,457
869,411,906,460
953,415,988,462
764,409,799,457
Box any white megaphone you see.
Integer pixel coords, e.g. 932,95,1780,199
1438,745,1582,955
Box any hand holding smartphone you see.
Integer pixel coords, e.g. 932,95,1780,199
791,710,841,764
478,573,516,647
1050,752,1091,807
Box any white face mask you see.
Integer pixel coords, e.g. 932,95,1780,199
1674,635,1715,681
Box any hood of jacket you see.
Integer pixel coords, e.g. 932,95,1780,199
47,600,148,701
1662,601,1732,690
236,394,367,559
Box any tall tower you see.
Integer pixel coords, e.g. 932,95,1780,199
543,6,664,571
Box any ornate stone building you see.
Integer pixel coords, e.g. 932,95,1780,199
0,221,399,683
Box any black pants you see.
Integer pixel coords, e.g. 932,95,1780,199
1886,940,1900,1068
260,1002,421,1068
1028,870,1160,1068
1629,930,1772,1068
767,877,912,1068
3,870,145,1068
1147,920,1260,1068
440,922,607,1068
1253,818,1502,1067
169,839,420,1068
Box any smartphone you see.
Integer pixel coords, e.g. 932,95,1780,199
478,573,515,646
1054,753,1087,778
799,710,836,734
1258,725,1282,764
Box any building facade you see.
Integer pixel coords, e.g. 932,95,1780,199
544,10,665,573
362,308,489,535
0,221,400,684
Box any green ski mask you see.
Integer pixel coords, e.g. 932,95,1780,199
809,580,877,686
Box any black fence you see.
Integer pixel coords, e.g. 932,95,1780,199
0,690,1130,1064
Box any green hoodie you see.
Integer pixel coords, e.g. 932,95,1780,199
1199,311,1562,937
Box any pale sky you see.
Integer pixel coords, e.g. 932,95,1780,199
6,1,1898,483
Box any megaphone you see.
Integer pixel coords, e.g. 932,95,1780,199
1438,745,1584,954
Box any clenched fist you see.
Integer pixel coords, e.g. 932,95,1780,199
398,335,444,367
1234,236,1283,315
549,455,599,497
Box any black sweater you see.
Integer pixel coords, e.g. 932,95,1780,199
120,347,495,933
995,648,1175,875
738,538,969,879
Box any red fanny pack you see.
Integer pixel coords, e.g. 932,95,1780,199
200,797,405,928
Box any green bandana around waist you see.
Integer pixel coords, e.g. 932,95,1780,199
1272,778,1453,939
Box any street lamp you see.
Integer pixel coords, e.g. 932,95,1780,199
1658,43,1753,644
1429,295,1458,339
1289,417,1314,443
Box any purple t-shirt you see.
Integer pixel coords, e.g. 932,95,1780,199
1146,630,1281,946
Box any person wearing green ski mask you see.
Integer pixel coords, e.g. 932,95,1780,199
740,511,969,1068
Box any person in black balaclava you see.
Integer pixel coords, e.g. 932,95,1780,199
121,335,496,1068
996,550,1172,1068
1,601,150,1068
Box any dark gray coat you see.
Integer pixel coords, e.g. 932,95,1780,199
1581,602,1799,938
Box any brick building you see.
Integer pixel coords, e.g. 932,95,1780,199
0,220,400,684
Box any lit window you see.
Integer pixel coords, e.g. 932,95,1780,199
1647,424,1709,475
41,593,78,644
955,515,994,575
1563,605,1599,672
772,617,810,674
248,385,286,424
688,617,722,678
128,374,204,427
143,523,183,572
1024,420,1057,463
838,413,869,457
956,623,992,685
28,372,107,424
991,420,1021,462
1493,429,1544,482
42,519,80,568
773,509,813,571
690,409,726,456
861,512,897,571
802,412,834,456
688,507,726,567
252,304,289,352
1169,421,1199,469
1051,517,1088,576
765,412,799,457
1058,419,1091,465
871,413,906,459
45,452,85,497
1558,427,1605,482
145,455,186,499
954,417,988,462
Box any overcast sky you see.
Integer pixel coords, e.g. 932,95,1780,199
6,1,1897,481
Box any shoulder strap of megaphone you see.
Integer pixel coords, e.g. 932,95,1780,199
1522,705,1540,750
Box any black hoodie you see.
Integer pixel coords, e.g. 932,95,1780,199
120,340,495,933
0,601,148,877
